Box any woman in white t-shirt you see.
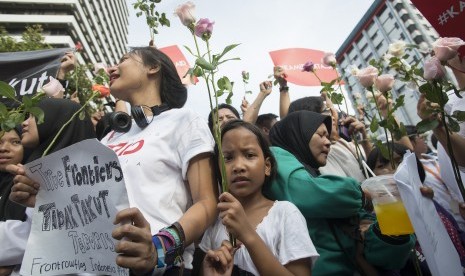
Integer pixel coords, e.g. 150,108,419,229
200,120,318,276
10,47,218,275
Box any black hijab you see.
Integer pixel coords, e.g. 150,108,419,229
26,98,96,162
0,126,27,221
0,99,96,221
270,110,332,176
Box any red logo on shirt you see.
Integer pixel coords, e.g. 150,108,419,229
108,140,145,156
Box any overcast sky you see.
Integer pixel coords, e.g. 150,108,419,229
127,0,374,119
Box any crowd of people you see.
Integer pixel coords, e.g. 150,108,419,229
0,45,464,276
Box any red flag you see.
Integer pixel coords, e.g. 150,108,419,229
159,45,197,85
410,0,465,56
269,48,342,86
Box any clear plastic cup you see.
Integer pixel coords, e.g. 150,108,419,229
361,174,414,235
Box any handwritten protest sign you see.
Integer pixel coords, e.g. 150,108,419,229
20,139,130,276
394,152,462,276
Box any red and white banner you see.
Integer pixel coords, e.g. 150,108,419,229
159,45,196,85
269,48,341,87
411,0,465,56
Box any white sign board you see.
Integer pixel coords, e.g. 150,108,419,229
20,139,130,276
394,151,462,276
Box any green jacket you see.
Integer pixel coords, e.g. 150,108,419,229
263,147,415,276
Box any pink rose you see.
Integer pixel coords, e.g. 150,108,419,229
93,63,108,75
302,60,315,72
322,52,337,67
423,56,446,80
433,37,465,62
75,42,83,52
195,18,214,39
41,76,64,97
174,1,196,26
375,74,395,93
356,66,379,88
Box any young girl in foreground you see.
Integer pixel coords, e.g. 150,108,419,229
200,120,318,276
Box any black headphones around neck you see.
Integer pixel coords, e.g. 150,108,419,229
109,103,170,132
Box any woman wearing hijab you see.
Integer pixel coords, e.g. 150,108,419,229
21,98,96,161
3,98,95,275
0,127,26,222
263,110,415,276
0,127,25,276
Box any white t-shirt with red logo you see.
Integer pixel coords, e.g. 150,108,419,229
101,108,215,269
199,201,319,275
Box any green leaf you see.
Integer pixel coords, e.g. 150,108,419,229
447,117,460,132
418,83,433,95
0,81,16,99
216,44,240,62
217,57,241,66
192,66,203,77
330,93,343,105
2,120,16,131
370,117,379,133
379,118,388,128
422,82,442,104
215,90,224,97
396,122,407,140
28,106,44,124
226,92,233,105
0,102,7,115
184,45,197,57
195,57,215,71
453,110,465,121
160,13,170,27
8,112,23,127
391,95,405,113
22,95,32,108
217,76,233,92
416,119,439,133
413,68,423,77
79,110,86,120
376,140,391,160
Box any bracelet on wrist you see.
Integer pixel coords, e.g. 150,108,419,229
279,86,289,92
151,235,166,268
154,222,186,269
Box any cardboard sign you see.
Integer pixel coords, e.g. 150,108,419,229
394,152,462,276
20,139,129,276
269,48,342,86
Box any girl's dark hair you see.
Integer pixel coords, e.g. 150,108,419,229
207,103,240,132
288,96,324,114
214,120,277,191
129,47,187,108
367,142,426,183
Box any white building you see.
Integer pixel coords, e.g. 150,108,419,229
336,0,439,126
0,0,129,66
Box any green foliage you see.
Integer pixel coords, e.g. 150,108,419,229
64,64,104,116
133,0,170,38
375,140,391,160
0,81,45,132
0,25,51,53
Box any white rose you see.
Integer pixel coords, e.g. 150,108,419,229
388,40,407,57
